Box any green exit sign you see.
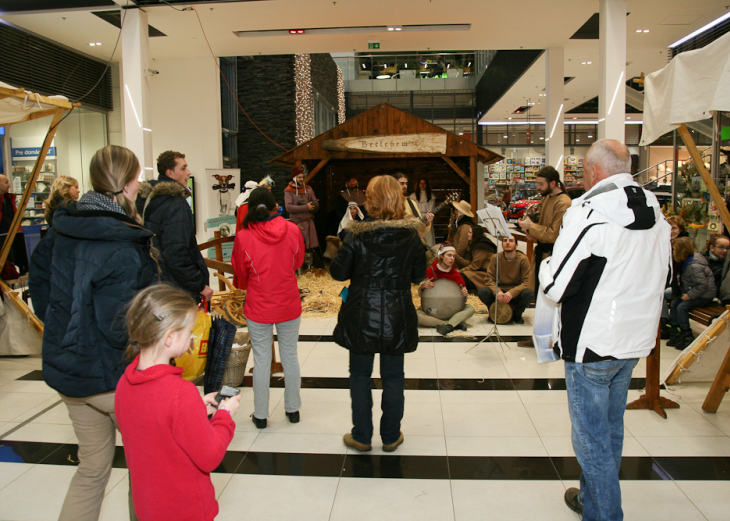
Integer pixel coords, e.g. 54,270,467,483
722,125,730,141
368,42,380,50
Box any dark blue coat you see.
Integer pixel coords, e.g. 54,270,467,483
34,203,158,398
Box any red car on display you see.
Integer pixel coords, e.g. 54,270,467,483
504,186,585,221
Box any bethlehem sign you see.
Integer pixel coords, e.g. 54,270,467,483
321,133,447,154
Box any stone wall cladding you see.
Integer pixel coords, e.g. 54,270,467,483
236,55,296,206
311,53,338,110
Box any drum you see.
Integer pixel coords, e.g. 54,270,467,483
421,279,466,320
488,302,513,324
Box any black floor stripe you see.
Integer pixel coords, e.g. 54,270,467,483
2,441,729,480
293,334,530,343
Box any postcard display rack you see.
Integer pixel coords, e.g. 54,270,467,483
10,137,57,226
486,156,584,194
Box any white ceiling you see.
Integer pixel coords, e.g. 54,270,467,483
1,0,728,123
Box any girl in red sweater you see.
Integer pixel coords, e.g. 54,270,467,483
115,285,241,521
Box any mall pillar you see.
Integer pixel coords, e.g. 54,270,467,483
545,47,565,178
121,8,154,178
598,0,627,142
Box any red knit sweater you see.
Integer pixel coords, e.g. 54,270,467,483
426,259,466,286
115,356,235,521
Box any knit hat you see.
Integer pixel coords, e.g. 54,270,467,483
437,241,456,256
291,166,303,179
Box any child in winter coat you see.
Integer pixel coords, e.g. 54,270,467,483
668,237,716,350
115,285,241,521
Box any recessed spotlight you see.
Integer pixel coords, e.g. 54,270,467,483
467,61,472,67
539,137,544,140
89,42,96,46
388,27,394,31
395,27,401,31
508,117,512,120
587,135,593,138
586,61,592,64
362,64,366,69
627,117,631,120
581,62,586,65
636,29,642,33
576,139,580,142
503,135,508,138
643,29,649,33
573,117,577,120
96,42,101,46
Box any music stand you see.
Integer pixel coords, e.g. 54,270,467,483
471,205,513,350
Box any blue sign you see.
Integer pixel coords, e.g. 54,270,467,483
11,146,57,158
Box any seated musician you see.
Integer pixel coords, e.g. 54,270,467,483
477,235,533,325
458,225,497,291
417,242,475,336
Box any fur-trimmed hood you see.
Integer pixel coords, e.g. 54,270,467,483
346,217,425,235
137,178,188,201
344,217,425,259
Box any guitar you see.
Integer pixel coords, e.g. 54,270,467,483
422,191,460,223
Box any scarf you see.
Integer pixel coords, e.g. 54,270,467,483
76,191,127,216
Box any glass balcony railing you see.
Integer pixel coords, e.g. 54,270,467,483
334,52,476,82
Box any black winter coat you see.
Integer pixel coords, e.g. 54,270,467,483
331,218,427,355
34,203,158,398
137,176,208,300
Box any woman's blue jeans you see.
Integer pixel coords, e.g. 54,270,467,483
669,297,711,330
349,352,404,445
565,358,639,521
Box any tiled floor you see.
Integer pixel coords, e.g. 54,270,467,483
2,311,730,520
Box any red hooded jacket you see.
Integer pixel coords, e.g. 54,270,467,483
232,215,305,323
115,356,235,521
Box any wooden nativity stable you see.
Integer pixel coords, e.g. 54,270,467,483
270,103,503,243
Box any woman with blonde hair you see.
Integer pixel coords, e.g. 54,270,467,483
44,175,80,225
331,175,426,453
29,144,157,521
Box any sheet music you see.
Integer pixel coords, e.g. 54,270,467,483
476,204,512,239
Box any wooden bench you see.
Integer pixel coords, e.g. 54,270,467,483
689,304,727,327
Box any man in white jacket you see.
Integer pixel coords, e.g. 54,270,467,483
538,139,671,520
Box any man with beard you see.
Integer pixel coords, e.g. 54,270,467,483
516,166,571,347
393,172,433,232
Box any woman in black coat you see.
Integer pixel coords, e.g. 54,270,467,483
331,175,426,453
30,145,157,521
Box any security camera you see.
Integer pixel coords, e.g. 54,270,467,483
145,68,160,76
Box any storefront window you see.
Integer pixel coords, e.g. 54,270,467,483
2,108,108,226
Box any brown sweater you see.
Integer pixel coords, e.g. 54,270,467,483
485,251,531,297
459,249,494,289
527,191,571,290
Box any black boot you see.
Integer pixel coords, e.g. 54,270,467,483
436,324,454,336
674,328,696,351
660,322,673,340
666,326,682,347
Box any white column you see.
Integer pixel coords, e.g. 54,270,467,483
545,47,565,178
598,0,627,142
121,8,154,179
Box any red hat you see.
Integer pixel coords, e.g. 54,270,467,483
291,166,303,179
437,241,456,256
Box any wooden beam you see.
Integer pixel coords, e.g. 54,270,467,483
470,155,478,212
204,258,235,275
0,86,74,110
304,158,330,184
677,124,730,234
0,108,65,270
0,280,43,334
198,236,235,250
440,154,470,185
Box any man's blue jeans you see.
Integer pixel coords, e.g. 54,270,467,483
565,358,639,521
349,352,404,445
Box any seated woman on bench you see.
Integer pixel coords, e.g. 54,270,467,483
667,237,716,350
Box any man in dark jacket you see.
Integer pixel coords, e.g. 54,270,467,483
137,151,212,302
0,173,28,278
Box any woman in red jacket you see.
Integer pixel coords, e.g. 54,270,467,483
232,187,305,428
116,285,241,521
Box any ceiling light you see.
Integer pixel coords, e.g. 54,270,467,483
576,139,580,142
581,62,586,65
395,27,401,31
503,135,508,138
669,12,730,48
573,117,577,120
297,30,304,34
508,117,512,120
586,61,592,64
627,117,631,119
376,74,390,79
467,61,472,67
404,63,408,68
447,63,450,68
89,42,96,46
636,29,642,33
643,30,649,33
388,27,394,31
539,137,544,140
362,63,366,69
587,135,593,138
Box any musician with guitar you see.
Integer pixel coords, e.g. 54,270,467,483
394,173,435,231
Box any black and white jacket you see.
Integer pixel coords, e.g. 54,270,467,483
538,174,672,363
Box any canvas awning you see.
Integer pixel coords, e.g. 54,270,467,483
640,31,730,146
